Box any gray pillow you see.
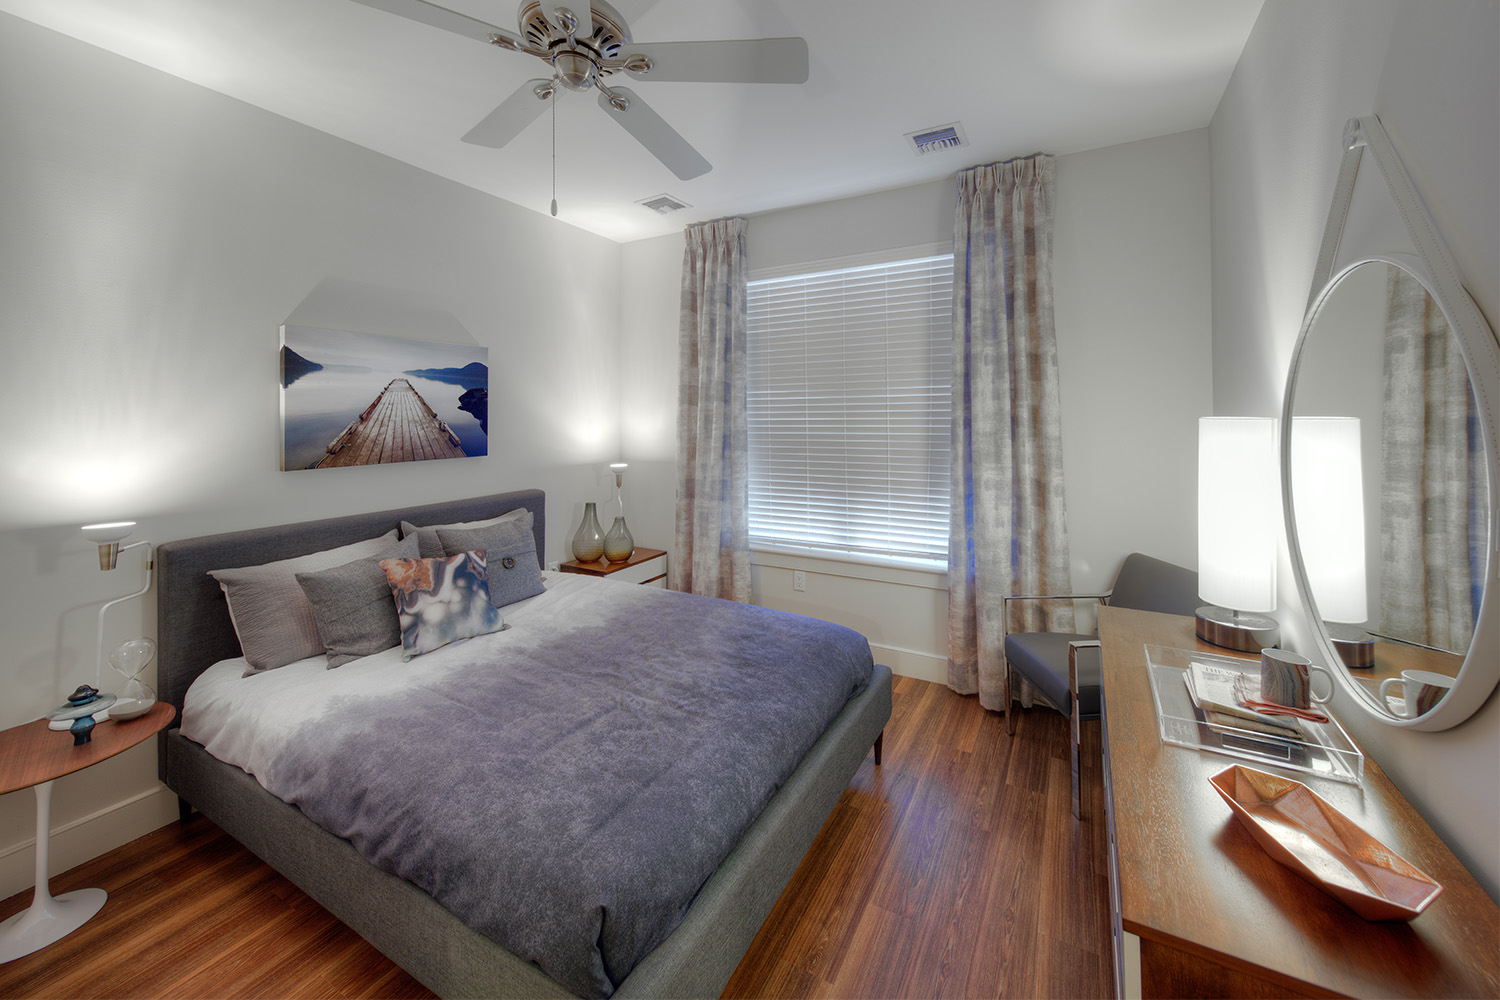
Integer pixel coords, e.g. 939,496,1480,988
436,521,545,608
295,533,420,668
401,507,531,559
209,529,400,673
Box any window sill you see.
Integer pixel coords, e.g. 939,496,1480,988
749,542,947,591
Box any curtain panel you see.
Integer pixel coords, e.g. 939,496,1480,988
1379,265,1482,650
948,156,1074,709
674,217,752,601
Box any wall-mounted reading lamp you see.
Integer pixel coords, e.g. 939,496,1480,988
79,522,156,715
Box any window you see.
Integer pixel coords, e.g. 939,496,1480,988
746,250,953,563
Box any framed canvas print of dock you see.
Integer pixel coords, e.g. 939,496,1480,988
280,325,488,471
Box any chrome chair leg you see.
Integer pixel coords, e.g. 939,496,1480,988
1003,662,1017,735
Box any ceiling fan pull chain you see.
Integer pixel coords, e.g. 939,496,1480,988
550,87,559,217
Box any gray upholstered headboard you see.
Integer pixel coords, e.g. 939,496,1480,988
155,490,545,757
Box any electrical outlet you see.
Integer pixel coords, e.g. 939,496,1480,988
793,570,806,592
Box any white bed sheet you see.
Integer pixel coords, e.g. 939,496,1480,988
181,570,617,787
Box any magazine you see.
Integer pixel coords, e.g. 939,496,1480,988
1183,660,1307,741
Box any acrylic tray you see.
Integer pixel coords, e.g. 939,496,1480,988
1210,765,1442,921
1144,644,1364,785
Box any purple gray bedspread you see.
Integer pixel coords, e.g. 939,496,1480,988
268,581,873,997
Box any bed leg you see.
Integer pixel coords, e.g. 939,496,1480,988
873,731,883,766
178,797,195,825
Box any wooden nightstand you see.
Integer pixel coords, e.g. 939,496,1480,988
0,701,175,962
559,548,667,588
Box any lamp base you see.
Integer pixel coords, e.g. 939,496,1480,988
1327,623,1375,668
1195,606,1280,653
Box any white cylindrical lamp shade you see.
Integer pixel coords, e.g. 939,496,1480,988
1292,417,1368,623
1198,417,1279,613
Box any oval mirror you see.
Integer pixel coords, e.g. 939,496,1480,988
1288,259,1489,724
1282,116,1499,731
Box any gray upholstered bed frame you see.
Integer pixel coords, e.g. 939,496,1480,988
155,489,892,999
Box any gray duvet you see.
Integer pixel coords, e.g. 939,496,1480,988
266,581,873,998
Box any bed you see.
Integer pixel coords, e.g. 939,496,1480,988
155,489,892,999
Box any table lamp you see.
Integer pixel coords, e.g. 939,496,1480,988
1291,417,1371,666
1196,417,1282,651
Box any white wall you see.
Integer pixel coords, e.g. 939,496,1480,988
1210,0,1500,897
620,130,1213,684
617,233,682,562
0,15,622,898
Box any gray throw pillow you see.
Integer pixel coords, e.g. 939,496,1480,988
209,529,400,673
296,533,420,668
436,521,545,609
401,507,531,559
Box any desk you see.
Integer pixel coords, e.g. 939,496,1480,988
0,701,175,962
1099,607,1498,998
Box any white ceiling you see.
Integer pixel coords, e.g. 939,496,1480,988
1,0,1263,243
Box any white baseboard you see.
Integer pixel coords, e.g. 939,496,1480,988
871,642,947,685
0,785,179,901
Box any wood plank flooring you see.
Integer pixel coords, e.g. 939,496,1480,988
0,677,1111,999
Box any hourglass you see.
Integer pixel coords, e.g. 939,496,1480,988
107,638,157,720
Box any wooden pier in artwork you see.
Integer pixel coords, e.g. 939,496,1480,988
316,378,466,468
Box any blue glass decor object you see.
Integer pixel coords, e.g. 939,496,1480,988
572,503,605,562
70,715,96,746
47,685,116,722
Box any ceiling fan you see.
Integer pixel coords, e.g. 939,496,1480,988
351,0,810,182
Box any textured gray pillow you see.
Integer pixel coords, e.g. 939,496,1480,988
401,507,531,559
437,521,545,608
295,533,420,668
209,529,399,673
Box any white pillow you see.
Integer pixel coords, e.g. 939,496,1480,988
208,529,399,673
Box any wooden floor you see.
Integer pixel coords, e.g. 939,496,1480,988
0,677,1111,999
316,378,465,468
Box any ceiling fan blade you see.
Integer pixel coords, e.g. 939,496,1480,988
348,0,525,48
621,38,809,84
597,87,711,180
462,80,553,148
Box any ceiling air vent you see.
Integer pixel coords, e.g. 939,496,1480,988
637,193,691,214
904,122,968,156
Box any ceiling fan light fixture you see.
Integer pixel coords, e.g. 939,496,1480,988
553,50,598,90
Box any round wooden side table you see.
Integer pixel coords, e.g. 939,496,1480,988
0,701,174,963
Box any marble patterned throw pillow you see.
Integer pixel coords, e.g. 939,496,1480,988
379,551,506,661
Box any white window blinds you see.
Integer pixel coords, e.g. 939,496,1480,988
747,252,954,562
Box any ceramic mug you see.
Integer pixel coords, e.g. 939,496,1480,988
1379,669,1456,719
1259,648,1334,708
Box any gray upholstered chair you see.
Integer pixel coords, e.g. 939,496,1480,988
1001,553,1199,819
